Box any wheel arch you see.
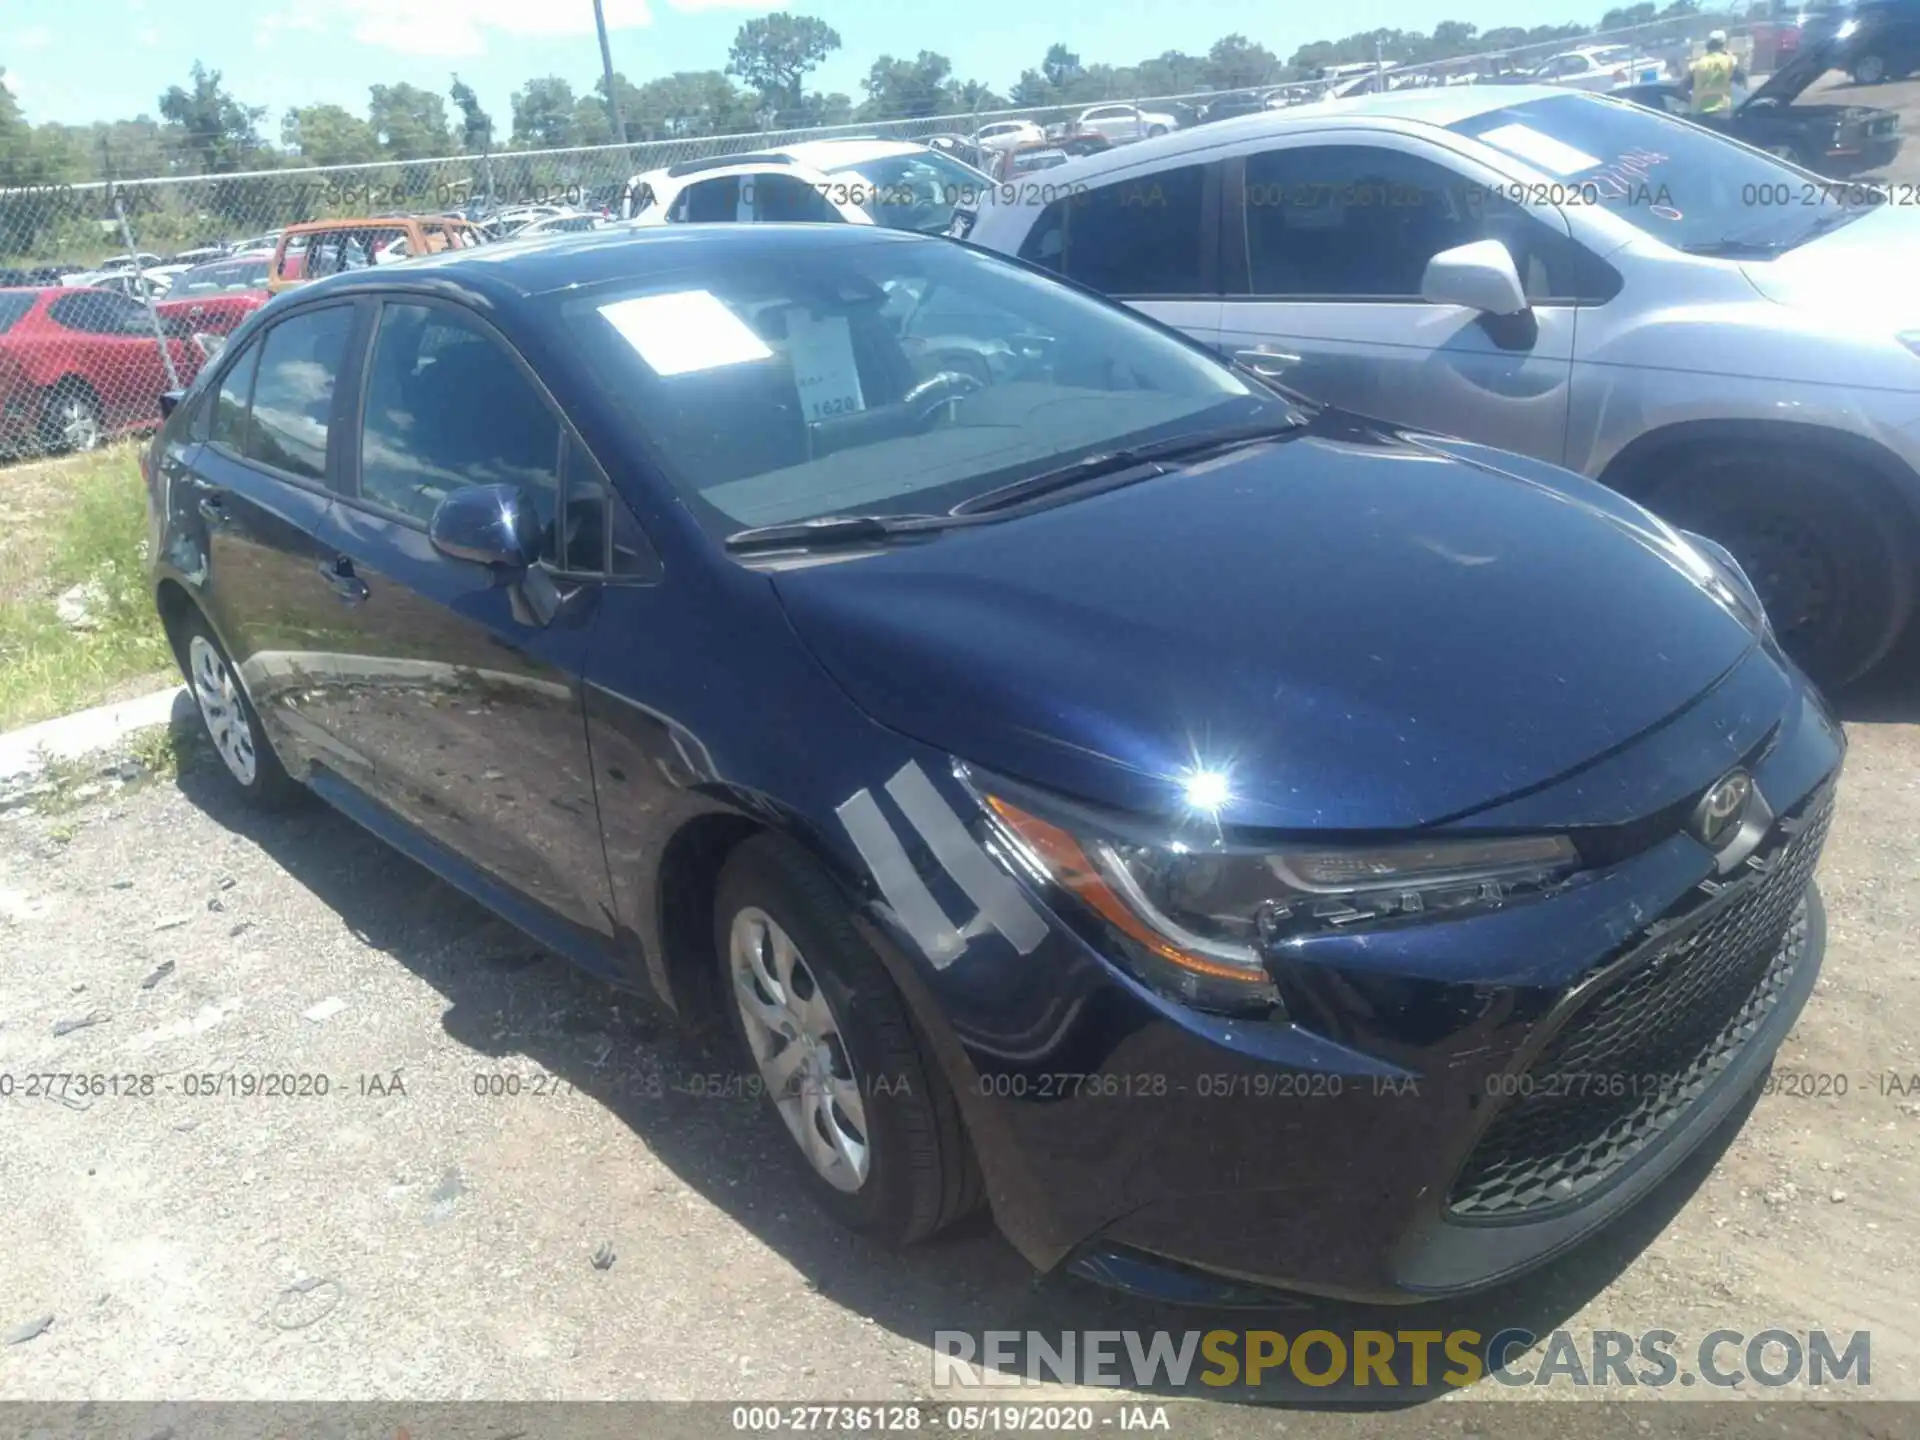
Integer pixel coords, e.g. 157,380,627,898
1597,417,1920,540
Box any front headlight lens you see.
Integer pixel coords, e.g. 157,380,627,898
979,789,1578,1015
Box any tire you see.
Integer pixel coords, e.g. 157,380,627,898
1647,450,1917,689
1853,53,1887,85
1147,124,1169,138
714,833,981,1246
40,380,103,455
176,610,307,808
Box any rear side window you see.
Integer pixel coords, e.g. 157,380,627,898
1018,163,1208,296
47,290,153,335
202,339,262,450
245,305,355,481
358,302,561,542
752,174,840,223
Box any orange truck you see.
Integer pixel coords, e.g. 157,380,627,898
266,217,486,294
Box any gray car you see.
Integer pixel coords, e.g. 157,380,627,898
964,85,1920,687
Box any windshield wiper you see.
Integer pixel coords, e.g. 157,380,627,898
950,420,1307,517
1683,208,1870,259
723,512,950,553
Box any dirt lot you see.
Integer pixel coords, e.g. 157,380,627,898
0,627,1914,1427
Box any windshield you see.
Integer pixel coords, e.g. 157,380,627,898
1451,93,1873,253
824,150,991,234
557,237,1288,542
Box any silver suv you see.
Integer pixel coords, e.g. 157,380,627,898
965,85,1920,687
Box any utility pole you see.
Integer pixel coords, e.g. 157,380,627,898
592,0,627,144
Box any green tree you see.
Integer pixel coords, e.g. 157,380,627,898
1600,2,1659,28
945,79,1007,113
158,62,266,174
860,51,952,119
511,76,578,149
1009,69,1054,106
450,74,494,151
368,82,452,159
1204,34,1281,88
1135,51,1205,95
281,104,381,166
1041,43,1082,89
1430,20,1480,55
725,13,842,115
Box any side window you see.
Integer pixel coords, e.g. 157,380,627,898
1242,145,1610,303
244,305,355,481
48,290,149,334
1019,163,1207,296
752,173,839,223
358,303,561,546
202,339,261,450
680,177,743,223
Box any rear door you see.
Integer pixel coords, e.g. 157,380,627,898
1014,158,1224,342
1215,137,1597,466
315,295,617,942
172,300,364,780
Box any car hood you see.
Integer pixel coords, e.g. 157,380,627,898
1741,204,1920,322
1744,34,1842,108
770,415,1758,832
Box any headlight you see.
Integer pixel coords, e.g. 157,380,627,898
971,774,1579,1015
1676,528,1771,636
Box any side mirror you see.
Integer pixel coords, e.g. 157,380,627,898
428,484,543,572
158,389,183,419
1421,239,1530,316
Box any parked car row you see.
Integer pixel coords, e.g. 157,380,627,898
141,187,1848,1317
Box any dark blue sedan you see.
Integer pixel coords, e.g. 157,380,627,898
144,223,1843,1304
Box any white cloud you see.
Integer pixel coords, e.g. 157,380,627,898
332,0,655,58
9,25,53,50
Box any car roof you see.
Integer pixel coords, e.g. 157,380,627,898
1020,84,1578,176
774,138,927,169
292,221,932,304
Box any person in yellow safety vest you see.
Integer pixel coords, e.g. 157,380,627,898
1686,30,1747,115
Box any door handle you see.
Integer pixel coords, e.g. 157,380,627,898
318,556,370,604
1233,347,1303,376
196,493,227,527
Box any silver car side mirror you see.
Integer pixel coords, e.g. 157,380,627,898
1421,240,1530,317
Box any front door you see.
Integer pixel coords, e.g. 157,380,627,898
1216,141,1588,466
317,297,615,942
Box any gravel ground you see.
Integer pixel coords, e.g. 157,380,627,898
0,652,1915,1421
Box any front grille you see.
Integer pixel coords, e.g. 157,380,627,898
1447,785,1834,1220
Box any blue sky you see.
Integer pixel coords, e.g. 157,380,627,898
3,0,1581,131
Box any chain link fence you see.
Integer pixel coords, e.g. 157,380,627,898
0,6,1763,465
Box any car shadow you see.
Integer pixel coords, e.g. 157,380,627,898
165,706,1757,1410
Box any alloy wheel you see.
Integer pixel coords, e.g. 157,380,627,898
729,906,871,1192
55,394,101,452
189,634,258,786
1856,54,1886,84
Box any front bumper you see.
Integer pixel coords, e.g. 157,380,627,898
904,652,1844,1304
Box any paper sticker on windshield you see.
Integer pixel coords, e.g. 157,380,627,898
1475,123,1603,179
598,291,773,376
785,311,866,423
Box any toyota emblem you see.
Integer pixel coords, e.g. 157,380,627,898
1692,770,1754,849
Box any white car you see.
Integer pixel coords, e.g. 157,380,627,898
1073,103,1179,143
626,140,991,236
964,86,1920,685
510,213,616,241
973,120,1047,151
1532,44,1665,90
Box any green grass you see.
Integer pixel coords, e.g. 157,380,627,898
0,446,175,731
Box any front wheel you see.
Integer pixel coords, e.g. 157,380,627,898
1853,53,1888,84
714,834,981,1245
1146,124,1168,138
1649,451,1917,689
